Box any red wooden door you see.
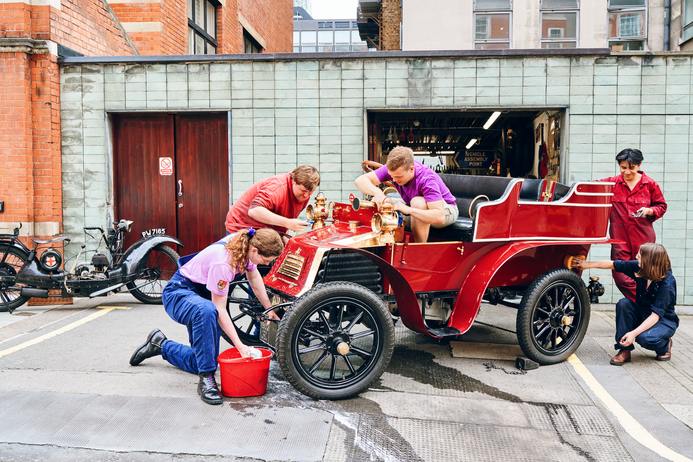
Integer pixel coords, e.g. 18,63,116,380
174,113,228,252
113,113,228,255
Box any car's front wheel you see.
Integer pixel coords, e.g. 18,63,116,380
276,282,394,400
516,268,590,365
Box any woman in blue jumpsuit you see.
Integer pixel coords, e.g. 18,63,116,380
574,243,678,365
129,228,283,404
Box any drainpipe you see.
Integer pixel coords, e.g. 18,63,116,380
664,0,671,51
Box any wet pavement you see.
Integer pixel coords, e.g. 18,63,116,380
0,295,691,462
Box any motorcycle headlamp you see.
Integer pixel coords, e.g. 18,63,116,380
117,219,134,233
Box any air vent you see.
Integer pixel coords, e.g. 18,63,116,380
277,252,305,280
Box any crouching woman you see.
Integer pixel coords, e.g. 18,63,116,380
573,243,678,365
129,228,283,404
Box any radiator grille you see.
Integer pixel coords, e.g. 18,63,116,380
317,252,383,294
277,252,305,280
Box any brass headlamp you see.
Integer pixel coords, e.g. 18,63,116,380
371,202,402,244
306,192,331,230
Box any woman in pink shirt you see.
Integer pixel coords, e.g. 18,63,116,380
129,228,283,405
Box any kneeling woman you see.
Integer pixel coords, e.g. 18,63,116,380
574,243,678,365
129,228,283,404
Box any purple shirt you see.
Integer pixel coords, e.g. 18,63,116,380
179,234,256,297
375,161,456,206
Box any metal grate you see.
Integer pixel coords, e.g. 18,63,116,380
277,252,305,280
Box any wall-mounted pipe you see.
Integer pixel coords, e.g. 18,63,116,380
664,0,671,51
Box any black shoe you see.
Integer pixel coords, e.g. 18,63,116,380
198,372,223,405
129,329,167,366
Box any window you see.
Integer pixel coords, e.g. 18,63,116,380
607,0,646,50
318,30,333,52
351,30,367,51
300,30,316,52
474,1,511,49
188,0,217,54
243,32,261,53
540,1,578,48
685,0,693,42
335,21,350,29
318,21,333,29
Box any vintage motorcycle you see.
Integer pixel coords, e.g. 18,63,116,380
0,220,182,312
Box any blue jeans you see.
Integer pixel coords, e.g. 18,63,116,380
615,298,677,355
161,272,222,374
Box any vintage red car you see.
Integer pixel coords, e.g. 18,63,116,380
226,165,617,400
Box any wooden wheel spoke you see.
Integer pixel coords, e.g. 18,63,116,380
299,342,326,355
345,311,364,332
350,329,374,340
349,346,373,358
318,310,332,332
329,355,337,381
343,355,356,374
302,327,327,340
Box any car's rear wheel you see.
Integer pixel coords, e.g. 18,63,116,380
516,268,590,365
276,282,394,400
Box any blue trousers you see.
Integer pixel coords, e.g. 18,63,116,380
615,298,677,355
161,272,222,375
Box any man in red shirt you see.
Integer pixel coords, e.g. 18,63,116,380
225,165,320,243
602,148,667,301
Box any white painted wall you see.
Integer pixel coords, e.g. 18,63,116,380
401,0,473,51
579,0,607,48
513,0,541,49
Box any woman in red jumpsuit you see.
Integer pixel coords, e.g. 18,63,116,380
603,148,667,301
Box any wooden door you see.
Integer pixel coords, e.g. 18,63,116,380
174,113,228,252
113,113,228,255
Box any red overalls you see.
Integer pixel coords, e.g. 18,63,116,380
603,172,667,301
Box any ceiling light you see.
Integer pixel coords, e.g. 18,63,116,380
483,111,501,130
466,138,478,149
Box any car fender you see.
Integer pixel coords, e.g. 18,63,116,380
330,247,429,336
120,235,183,276
446,239,620,336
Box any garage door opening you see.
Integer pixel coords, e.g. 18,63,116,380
366,108,566,182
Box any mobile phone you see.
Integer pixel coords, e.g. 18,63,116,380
631,211,643,218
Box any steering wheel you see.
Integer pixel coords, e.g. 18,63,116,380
362,161,394,188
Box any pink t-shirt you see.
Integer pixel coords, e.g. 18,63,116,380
179,234,256,297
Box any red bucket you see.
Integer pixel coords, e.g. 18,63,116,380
217,347,273,398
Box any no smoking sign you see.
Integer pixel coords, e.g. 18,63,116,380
159,157,173,176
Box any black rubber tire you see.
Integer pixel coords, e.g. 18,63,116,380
276,282,395,400
516,268,590,365
221,279,267,348
0,245,30,312
127,244,180,304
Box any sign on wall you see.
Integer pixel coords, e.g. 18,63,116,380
454,151,494,169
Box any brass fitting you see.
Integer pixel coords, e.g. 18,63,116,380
371,202,400,244
306,192,330,229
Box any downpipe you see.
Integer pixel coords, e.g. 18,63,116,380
664,0,671,51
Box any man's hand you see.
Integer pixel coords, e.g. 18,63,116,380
372,192,389,207
635,207,653,218
285,218,310,232
266,310,280,322
571,256,586,270
619,331,637,347
393,202,410,214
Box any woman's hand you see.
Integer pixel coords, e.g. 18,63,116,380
619,331,637,348
236,342,251,358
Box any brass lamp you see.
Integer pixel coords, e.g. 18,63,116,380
306,192,330,229
371,202,401,244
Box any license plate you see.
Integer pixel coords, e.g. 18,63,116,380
141,228,166,238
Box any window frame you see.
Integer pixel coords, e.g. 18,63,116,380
473,1,512,50
188,0,218,55
685,0,693,43
606,0,646,50
540,1,579,49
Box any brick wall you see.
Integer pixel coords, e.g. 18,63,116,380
380,0,401,51
238,0,292,53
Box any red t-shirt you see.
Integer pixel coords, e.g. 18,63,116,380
224,173,309,236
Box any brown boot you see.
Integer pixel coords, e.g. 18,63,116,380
610,349,631,366
655,339,673,361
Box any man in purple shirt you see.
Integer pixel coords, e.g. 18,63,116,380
354,146,459,243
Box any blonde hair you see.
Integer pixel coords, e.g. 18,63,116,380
225,228,284,273
291,165,321,191
636,242,671,282
386,146,415,171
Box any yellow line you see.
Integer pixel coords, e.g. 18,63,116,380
0,306,130,358
568,354,693,462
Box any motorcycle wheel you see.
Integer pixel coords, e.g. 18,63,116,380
127,244,180,305
0,245,30,312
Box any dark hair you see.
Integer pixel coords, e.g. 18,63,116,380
225,228,284,273
615,148,644,166
635,243,671,282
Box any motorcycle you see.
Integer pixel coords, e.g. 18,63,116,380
0,219,182,312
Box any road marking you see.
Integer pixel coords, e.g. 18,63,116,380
569,354,693,462
0,306,130,358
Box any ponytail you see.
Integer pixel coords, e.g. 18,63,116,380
225,228,284,273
